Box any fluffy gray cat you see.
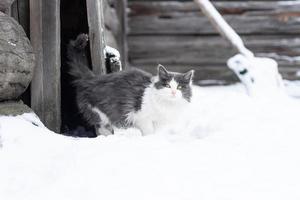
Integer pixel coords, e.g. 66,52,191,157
67,34,194,136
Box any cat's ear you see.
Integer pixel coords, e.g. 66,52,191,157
157,64,169,78
183,70,194,82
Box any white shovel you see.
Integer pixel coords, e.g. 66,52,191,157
194,0,284,97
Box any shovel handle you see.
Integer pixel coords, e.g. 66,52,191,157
194,0,253,58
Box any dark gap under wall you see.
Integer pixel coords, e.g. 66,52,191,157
60,0,96,137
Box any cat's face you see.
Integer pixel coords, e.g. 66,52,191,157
154,65,194,102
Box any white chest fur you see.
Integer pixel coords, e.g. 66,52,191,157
127,85,189,135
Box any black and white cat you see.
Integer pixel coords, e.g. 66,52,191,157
67,34,194,136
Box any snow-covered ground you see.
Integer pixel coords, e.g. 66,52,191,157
1,84,300,200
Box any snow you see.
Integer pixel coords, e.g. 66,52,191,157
105,46,121,59
227,54,284,97
284,80,300,98
1,84,300,200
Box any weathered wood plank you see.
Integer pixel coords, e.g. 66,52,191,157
86,0,107,75
128,0,299,2
105,28,118,48
30,0,61,132
9,1,17,18
129,35,300,65
9,0,29,35
128,35,300,81
130,64,238,83
131,63,299,84
115,0,128,68
0,0,15,12
104,0,119,37
128,1,300,35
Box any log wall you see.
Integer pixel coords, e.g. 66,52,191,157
128,0,300,84
104,0,128,66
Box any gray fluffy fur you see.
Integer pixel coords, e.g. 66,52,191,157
68,34,152,134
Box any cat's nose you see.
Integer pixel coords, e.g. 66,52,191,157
171,90,176,96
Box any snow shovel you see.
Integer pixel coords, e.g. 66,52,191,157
194,0,284,96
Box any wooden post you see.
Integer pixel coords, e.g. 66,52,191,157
0,0,14,13
4,7,11,15
30,0,61,132
86,0,107,75
115,0,128,68
9,1,18,19
9,0,30,35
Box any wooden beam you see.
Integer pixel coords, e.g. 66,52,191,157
9,1,18,19
4,7,11,15
130,63,300,83
0,0,15,13
104,0,119,37
30,0,61,132
86,0,107,75
116,0,129,68
128,1,300,35
129,64,239,84
9,0,30,35
128,34,300,81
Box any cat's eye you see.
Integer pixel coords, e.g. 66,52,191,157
177,85,182,89
165,84,171,88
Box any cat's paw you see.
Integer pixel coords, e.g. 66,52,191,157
109,57,122,72
74,33,89,50
95,123,114,136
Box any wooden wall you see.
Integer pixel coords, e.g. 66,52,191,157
104,0,128,66
127,0,300,84
4,0,128,132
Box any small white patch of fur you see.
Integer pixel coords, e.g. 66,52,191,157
169,78,178,91
91,107,112,136
91,107,110,125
